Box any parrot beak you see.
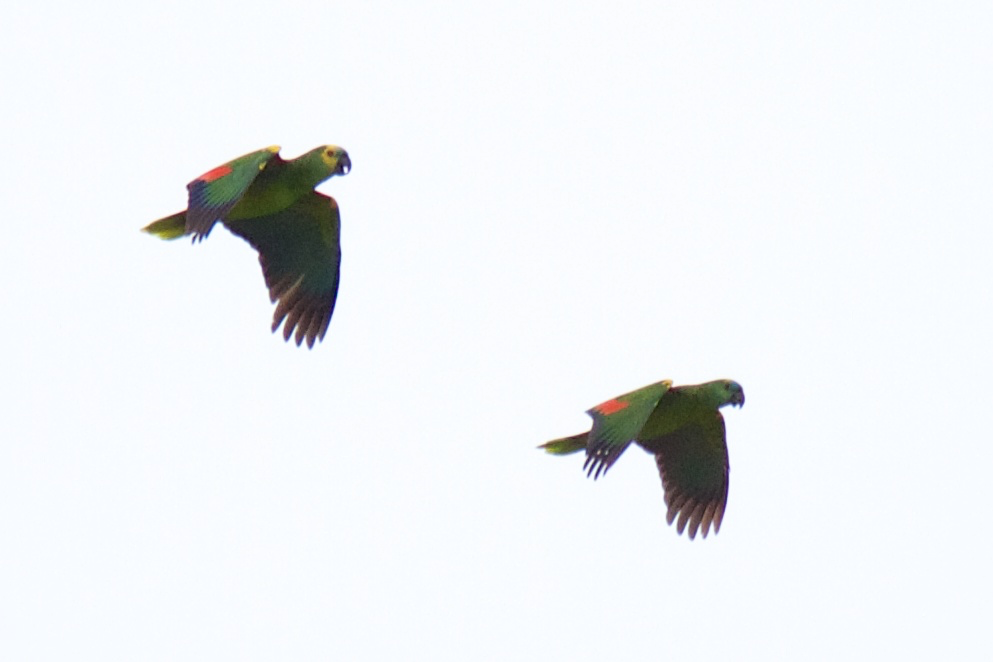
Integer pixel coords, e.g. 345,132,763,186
335,151,351,176
731,389,745,408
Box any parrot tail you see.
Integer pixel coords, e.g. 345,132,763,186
538,431,588,455
142,211,188,240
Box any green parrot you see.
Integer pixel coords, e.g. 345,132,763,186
142,145,351,348
539,379,745,540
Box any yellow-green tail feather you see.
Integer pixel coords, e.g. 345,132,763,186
538,432,588,455
142,211,187,240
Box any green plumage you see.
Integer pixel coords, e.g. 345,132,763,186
539,379,744,540
142,145,351,347
143,212,186,240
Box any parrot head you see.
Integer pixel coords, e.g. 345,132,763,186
676,379,745,410
321,145,351,176
723,380,745,408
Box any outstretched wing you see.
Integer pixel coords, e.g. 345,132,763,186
583,380,672,479
224,192,341,348
651,411,730,540
186,146,282,241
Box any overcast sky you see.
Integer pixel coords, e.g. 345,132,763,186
2,2,991,660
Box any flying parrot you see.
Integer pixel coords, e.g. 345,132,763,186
539,379,745,540
142,145,351,348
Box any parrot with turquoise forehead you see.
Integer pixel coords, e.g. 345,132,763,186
539,379,745,539
142,145,351,348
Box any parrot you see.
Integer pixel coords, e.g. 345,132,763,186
539,379,745,540
142,145,351,348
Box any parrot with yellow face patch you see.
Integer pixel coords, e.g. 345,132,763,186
539,379,745,539
142,145,351,348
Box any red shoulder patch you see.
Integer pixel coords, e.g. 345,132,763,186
593,398,629,416
197,164,232,183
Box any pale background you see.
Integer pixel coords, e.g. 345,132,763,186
2,1,990,660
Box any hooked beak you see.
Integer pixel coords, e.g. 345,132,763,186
731,389,745,408
335,151,351,176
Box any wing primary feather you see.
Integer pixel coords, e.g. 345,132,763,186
315,307,333,342
700,501,718,537
687,501,707,540
294,307,316,346
676,508,691,535
271,276,305,333
713,503,725,534
283,305,303,341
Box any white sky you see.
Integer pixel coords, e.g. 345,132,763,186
2,1,991,659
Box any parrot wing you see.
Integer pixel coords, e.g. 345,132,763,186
651,411,730,540
583,380,672,479
185,146,283,241
224,191,341,348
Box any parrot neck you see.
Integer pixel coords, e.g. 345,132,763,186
287,150,338,190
